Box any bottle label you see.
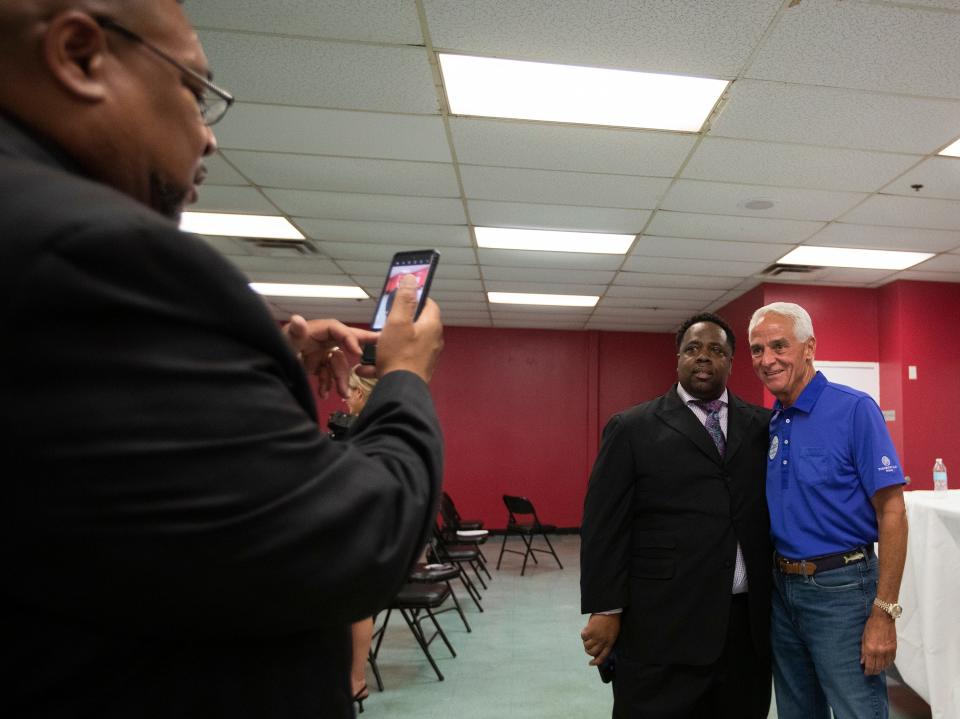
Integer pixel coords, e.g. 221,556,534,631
934,471,947,482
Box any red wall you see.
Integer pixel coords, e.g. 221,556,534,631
878,281,960,487
314,326,677,528
714,285,765,405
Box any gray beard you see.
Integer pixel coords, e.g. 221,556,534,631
149,172,188,220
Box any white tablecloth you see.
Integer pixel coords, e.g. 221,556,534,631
896,490,960,719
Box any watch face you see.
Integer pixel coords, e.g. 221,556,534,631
891,604,903,618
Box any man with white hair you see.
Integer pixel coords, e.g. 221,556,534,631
748,302,907,719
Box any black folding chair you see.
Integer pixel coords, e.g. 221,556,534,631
370,582,456,683
429,527,486,611
496,494,563,576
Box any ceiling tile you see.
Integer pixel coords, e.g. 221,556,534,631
646,210,822,243
186,0,422,43
215,105,451,162
816,268,899,284
296,220,471,246
460,165,669,208
881,157,960,200
199,32,437,113
893,269,960,283
264,190,466,224
449,118,697,176
477,249,624,270
484,281,606,295
337,260,479,280
205,152,249,185
468,201,650,233
911,254,960,272
429,278,485,292
804,223,960,252
662,179,866,221
427,290,488,302
318,242,477,264
683,138,919,192
424,0,782,77
622,256,769,277
630,236,788,262
598,296,709,310
192,185,279,214
711,79,960,154
614,273,739,290
223,151,458,196
604,286,726,301
842,195,960,230
481,266,616,284
747,0,960,98
227,256,341,274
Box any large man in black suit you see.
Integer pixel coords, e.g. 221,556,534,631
0,2,443,717
581,313,772,719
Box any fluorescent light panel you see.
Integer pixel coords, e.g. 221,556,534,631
250,283,368,299
181,212,304,240
778,246,933,271
439,53,728,132
939,138,960,157
488,292,599,307
476,227,633,254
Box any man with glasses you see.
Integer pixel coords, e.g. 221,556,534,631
581,313,773,718
0,2,444,717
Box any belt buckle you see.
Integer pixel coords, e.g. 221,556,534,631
842,549,865,565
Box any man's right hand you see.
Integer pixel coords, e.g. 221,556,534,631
581,613,621,667
375,273,443,383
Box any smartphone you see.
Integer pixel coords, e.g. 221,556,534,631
360,249,440,365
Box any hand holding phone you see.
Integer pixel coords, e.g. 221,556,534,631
361,250,440,366
372,273,443,383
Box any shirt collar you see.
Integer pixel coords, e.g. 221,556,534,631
772,370,826,415
676,383,728,407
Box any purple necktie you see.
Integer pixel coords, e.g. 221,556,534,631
694,399,725,457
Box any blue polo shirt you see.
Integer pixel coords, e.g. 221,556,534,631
766,371,905,559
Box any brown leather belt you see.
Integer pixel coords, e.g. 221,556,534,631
775,546,873,576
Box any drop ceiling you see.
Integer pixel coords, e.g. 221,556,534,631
185,0,960,332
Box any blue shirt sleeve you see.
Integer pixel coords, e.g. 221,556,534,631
851,395,905,496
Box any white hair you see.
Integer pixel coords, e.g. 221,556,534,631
748,302,814,342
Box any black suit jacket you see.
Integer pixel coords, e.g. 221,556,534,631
0,114,444,718
581,386,771,666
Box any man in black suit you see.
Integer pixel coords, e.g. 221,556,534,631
581,313,772,719
0,2,443,717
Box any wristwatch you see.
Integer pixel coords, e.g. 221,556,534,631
873,597,903,619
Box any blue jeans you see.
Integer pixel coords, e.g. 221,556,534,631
771,556,888,719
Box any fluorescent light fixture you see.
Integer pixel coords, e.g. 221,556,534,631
439,53,728,131
939,138,960,157
778,246,933,271
476,227,634,254
250,283,368,299
488,292,599,307
181,212,304,240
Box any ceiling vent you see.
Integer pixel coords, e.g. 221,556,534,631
760,263,823,276
240,238,319,258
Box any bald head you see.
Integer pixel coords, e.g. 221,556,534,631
0,0,216,219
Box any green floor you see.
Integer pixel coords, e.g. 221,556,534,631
358,535,929,719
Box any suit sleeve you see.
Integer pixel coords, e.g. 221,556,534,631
580,414,636,614
0,215,443,637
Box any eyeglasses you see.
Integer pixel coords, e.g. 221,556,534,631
96,17,234,126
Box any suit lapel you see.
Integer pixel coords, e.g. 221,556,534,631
656,386,722,463
724,393,749,464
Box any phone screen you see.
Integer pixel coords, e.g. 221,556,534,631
370,251,439,330
362,249,440,364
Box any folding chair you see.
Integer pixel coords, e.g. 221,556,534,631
428,527,486,611
496,494,563,576
370,582,456,683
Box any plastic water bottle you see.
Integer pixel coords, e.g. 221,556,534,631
933,458,948,493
